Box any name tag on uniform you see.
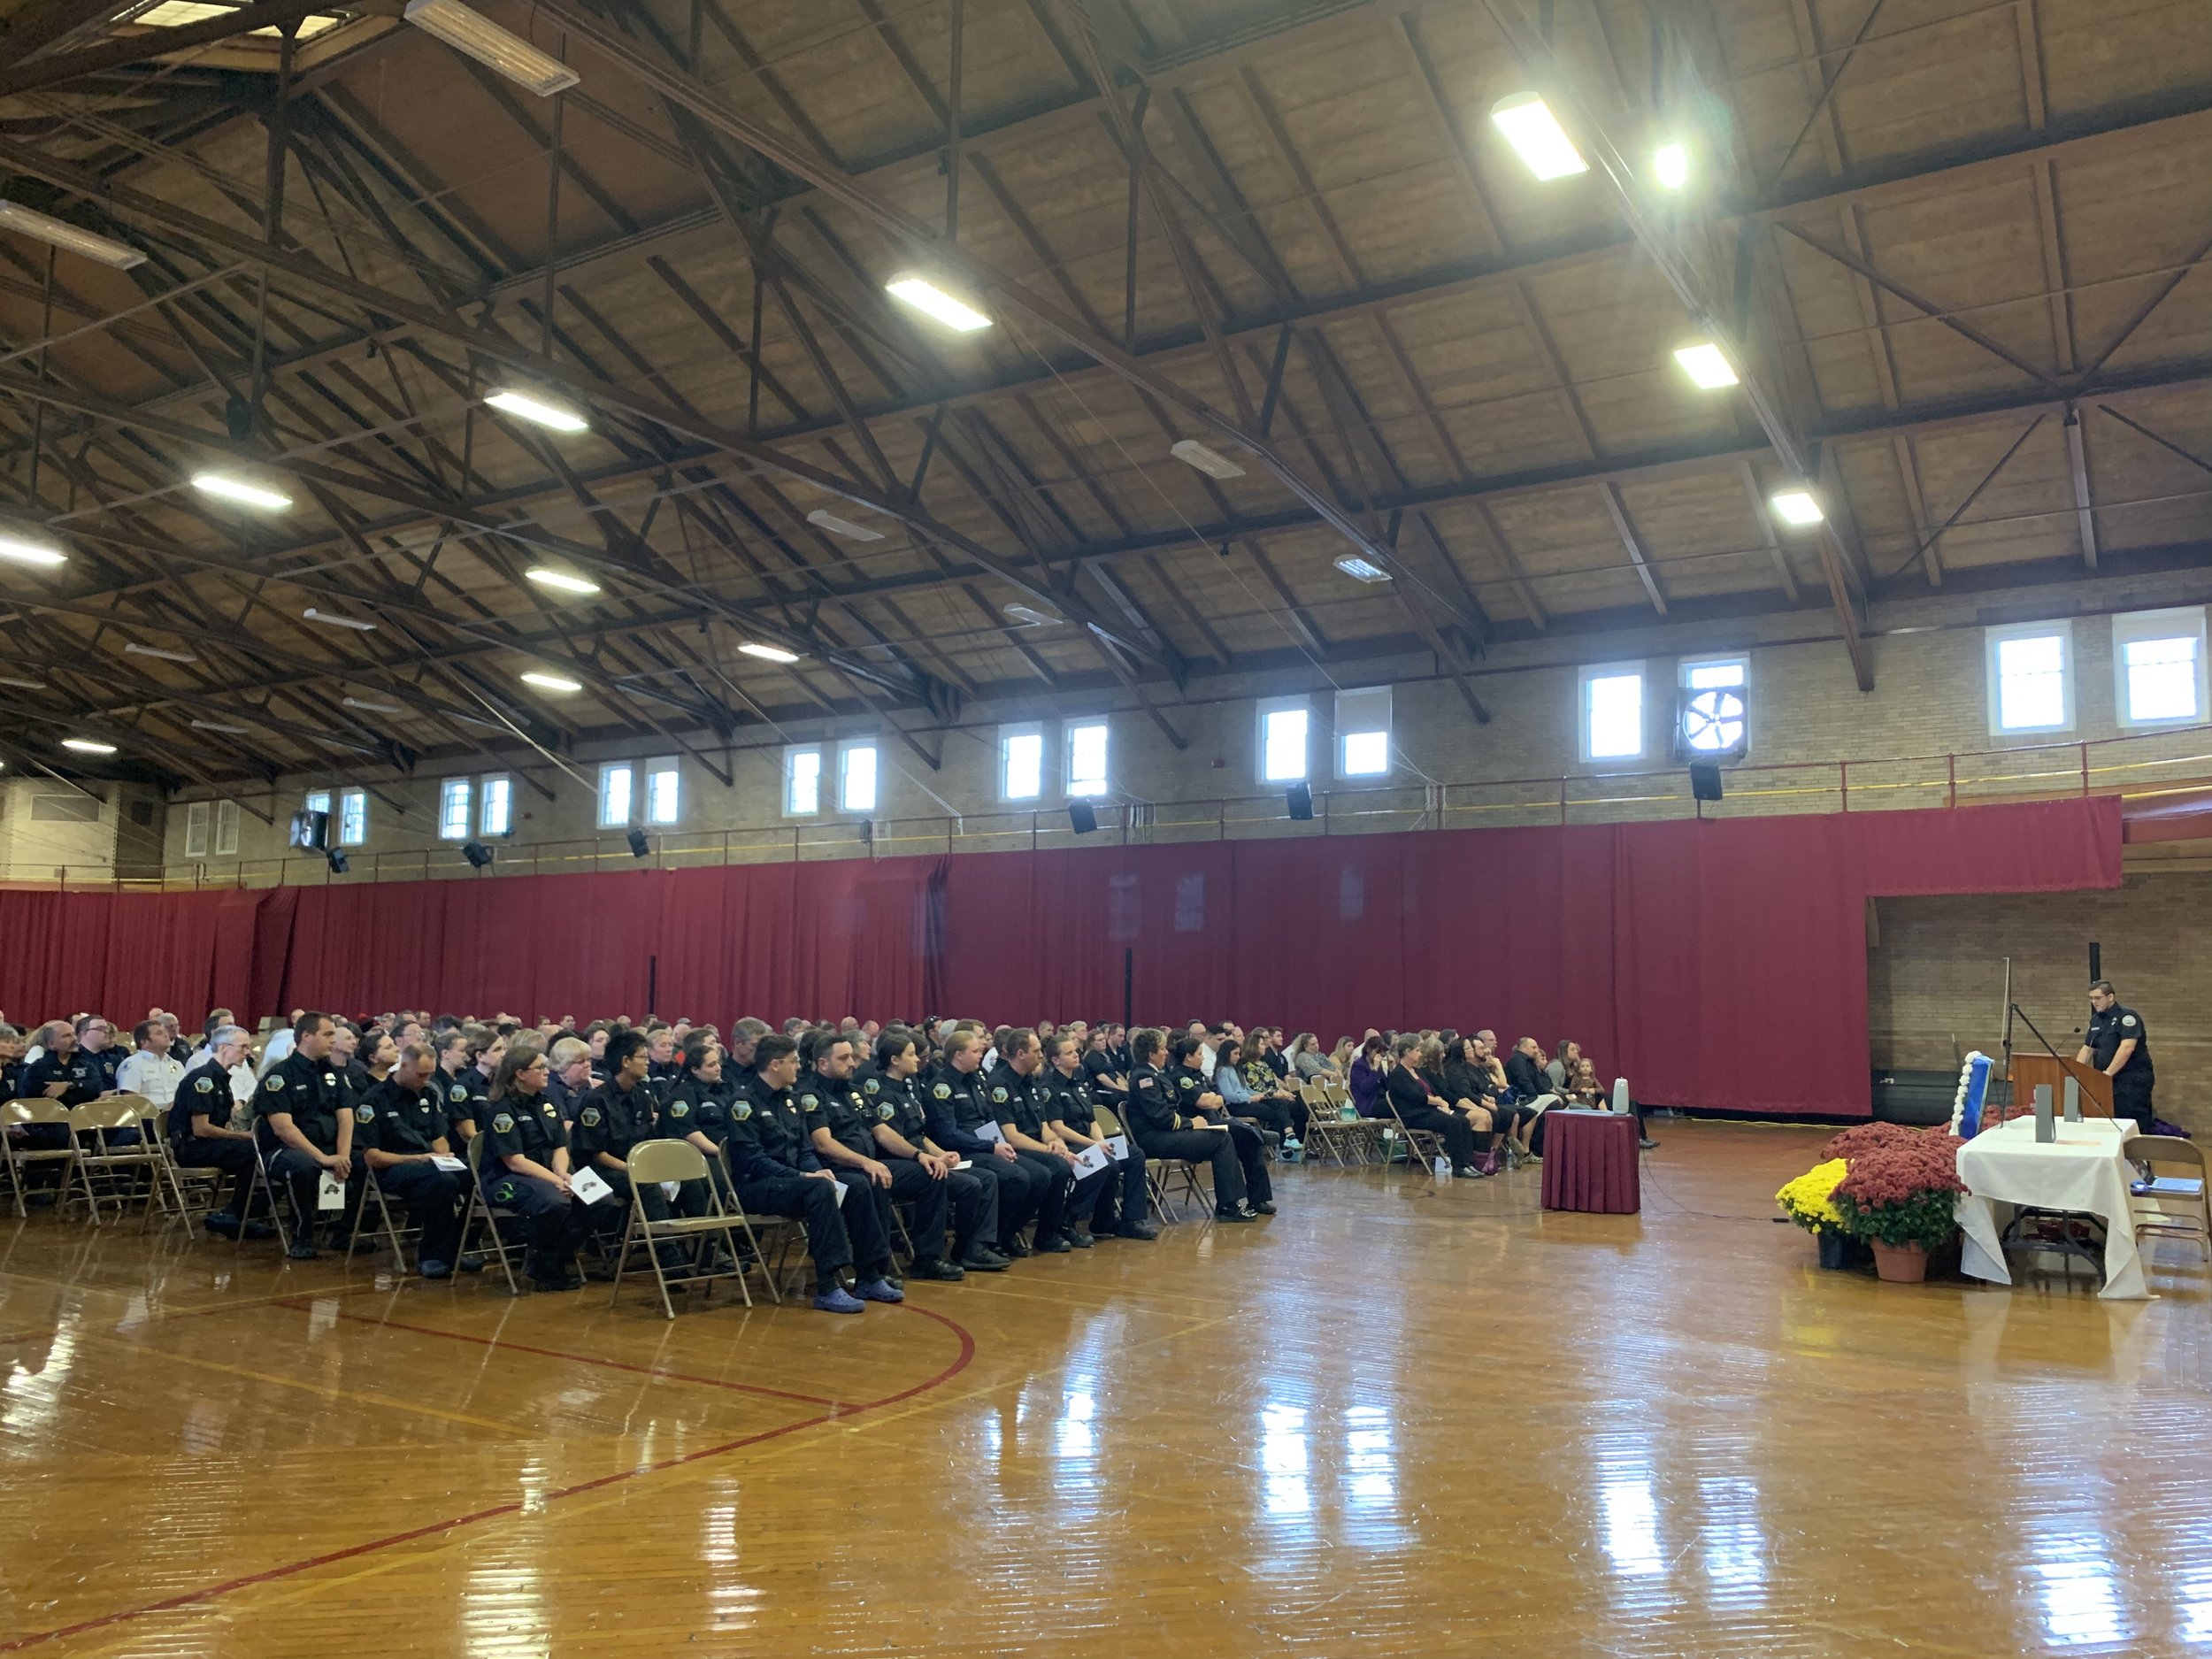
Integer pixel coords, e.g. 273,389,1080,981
1070,1143,1110,1178
432,1155,467,1172
317,1172,346,1210
1105,1135,1129,1162
571,1167,614,1205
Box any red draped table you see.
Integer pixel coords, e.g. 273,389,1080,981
1539,1110,1641,1213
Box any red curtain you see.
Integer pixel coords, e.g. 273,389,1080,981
0,798,2118,1118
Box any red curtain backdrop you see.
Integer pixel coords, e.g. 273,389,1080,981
0,796,2119,1118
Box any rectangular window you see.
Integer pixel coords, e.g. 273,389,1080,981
840,742,879,813
1581,663,1645,762
784,747,821,816
597,762,634,828
184,801,209,857
214,799,239,856
480,773,513,837
303,788,331,818
644,757,680,826
1001,725,1044,801
337,787,367,847
1985,621,2073,735
437,778,471,840
2113,607,2208,728
1067,720,1110,797
1258,698,1310,783
1334,687,1391,779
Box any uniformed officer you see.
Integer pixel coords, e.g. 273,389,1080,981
171,1025,271,1238
255,1011,359,1258
572,1030,712,1276
985,1031,1084,1252
800,1033,963,1283
357,1041,472,1278
926,1029,1044,1256
724,1017,770,1099
1043,1033,1156,1241
474,1041,589,1291
74,1015,124,1092
434,1029,481,1147
2078,978,2157,1133
856,1032,1009,1271
728,1033,895,1315
1123,1031,1263,1222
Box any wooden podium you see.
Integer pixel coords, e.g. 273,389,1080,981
2008,1054,2113,1118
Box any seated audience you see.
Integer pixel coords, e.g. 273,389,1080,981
356,1041,472,1278
1348,1034,1389,1118
172,1025,272,1238
801,1029,959,1282
1382,1033,1486,1178
926,1029,1044,1257
854,1031,1010,1271
1041,1032,1155,1241
1121,1029,1262,1223
256,1011,357,1258
571,1030,712,1278
116,1020,184,1110
984,1030,1079,1254
475,1041,589,1291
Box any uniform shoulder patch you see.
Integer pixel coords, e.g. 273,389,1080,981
862,1077,879,1093
580,1106,603,1126
1177,1074,1196,1090
933,1082,951,1099
670,1100,691,1117
2124,1014,2139,1027
991,1086,1009,1103
1137,1077,1156,1091
732,1100,751,1120
449,1084,468,1102
799,1092,819,1110
194,1076,212,1093
878,1103,895,1120
491,1110,515,1133
354,1104,375,1123
262,1074,285,1092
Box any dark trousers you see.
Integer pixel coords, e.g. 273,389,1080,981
376,1160,469,1266
965,1148,1041,1249
173,1135,259,1215
484,1168,588,1270
1146,1127,1257,1210
1235,1096,1310,1140
2115,1081,2156,1135
738,1172,857,1290
880,1157,952,1263
1401,1102,1479,1171
1068,1163,1115,1228
1090,1143,1150,1231
829,1170,895,1279
269,1146,361,1237
943,1165,1000,1258
1011,1148,1071,1240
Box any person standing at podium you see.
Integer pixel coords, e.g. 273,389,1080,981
2077,979,2156,1133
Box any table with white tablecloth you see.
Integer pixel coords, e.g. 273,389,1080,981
1954,1115,2147,1300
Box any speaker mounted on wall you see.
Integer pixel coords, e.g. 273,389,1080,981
1689,762,1724,803
1069,800,1098,834
1286,781,1315,821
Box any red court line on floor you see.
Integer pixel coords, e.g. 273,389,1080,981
1,1302,976,1655
294,1299,849,1409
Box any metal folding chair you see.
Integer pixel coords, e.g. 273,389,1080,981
455,1133,519,1294
2131,1134,2212,1262
609,1140,771,1317
67,1102,164,1227
2,1098,75,1217
1386,1096,1446,1182
150,1108,229,1228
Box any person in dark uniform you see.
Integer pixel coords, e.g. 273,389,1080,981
1384,1034,1484,1178
475,1041,588,1292
801,1033,963,1283
724,1018,769,1100
435,1029,481,1148
1124,1030,1261,1223
984,1030,1079,1253
2079,979,2157,1133
856,1031,1009,1271
74,1016,125,1093
256,1011,357,1259
1171,1033,1273,1215
1043,1032,1155,1241
661,1035,742,1207
925,1029,1043,1257
357,1041,472,1278
171,1025,272,1238
571,1030,712,1277
729,1033,895,1315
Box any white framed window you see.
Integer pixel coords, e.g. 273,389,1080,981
437,778,471,840
303,788,331,818
1985,621,2073,735
184,801,209,857
214,799,239,856
1067,719,1109,797
337,787,367,847
1580,663,1646,762
840,741,879,813
784,746,822,816
1001,724,1044,801
2113,607,2208,728
644,756,680,826
1678,657,1747,756
1334,687,1391,779
480,773,513,837
1258,696,1310,783
597,761,634,828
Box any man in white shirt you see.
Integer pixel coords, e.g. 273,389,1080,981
115,1020,186,1109
257,1008,305,1076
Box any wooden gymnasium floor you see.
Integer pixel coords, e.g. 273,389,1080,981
5,1118,2212,1658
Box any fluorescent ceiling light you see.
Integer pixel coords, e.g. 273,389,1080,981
0,199,143,270
192,471,292,511
1770,488,1824,527
0,674,45,689
738,641,802,664
1004,603,1061,626
807,509,884,541
403,0,580,96
0,529,66,566
520,671,581,692
1170,439,1246,480
486,388,588,432
303,607,376,632
525,566,599,595
62,738,116,754
342,696,401,714
124,642,196,663
1653,142,1692,191
1333,556,1391,584
1491,92,1587,180
1673,342,1738,389
189,719,250,733
884,272,992,332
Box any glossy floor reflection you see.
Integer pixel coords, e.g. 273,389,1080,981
4,1120,2211,1656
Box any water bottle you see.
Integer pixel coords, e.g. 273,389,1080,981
1433,1154,1453,1180
1612,1077,1632,1115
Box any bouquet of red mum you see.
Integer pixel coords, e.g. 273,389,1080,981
1831,1132,1967,1250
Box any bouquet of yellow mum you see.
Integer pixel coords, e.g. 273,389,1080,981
1776,1158,1849,1234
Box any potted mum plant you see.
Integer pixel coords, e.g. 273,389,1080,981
1776,1159,1855,1268
1831,1133,1967,1282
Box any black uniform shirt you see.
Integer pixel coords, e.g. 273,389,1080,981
2087,1004,2155,1085
661,1072,734,1148
1081,1048,1126,1106
985,1061,1048,1138
1170,1063,1217,1124
173,1058,236,1145
21,1050,101,1107
84,1047,124,1091
439,1066,484,1142
478,1088,567,1171
728,1079,817,1181
364,1076,448,1157
1042,1065,1096,1136
854,1064,928,1148
800,1071,876,1161
257,1050,343,1154
1124,1062,1184,1141
923,1063,999,1156
571,1078,660,1164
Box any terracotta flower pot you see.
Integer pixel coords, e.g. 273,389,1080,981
1870,1240,1931,1283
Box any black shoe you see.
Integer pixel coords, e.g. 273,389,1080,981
203,1211,242,1238
455,1252,487,1273
1215,1205,1257,1223
286,1241,319,1260
243,1219,276,1240
909,1256,966,1282
997,1237,1032,1259
959,1247,1012,1271
1112,1220,1160,1240
1033,1233,1073,1254
1061,1226,1095,1249
1252,1200,1277,1216
531,1272,583,1292
1639,1137,1659,1150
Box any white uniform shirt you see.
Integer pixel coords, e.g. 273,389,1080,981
114,1049,185,1109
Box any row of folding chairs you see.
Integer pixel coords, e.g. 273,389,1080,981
1295,1080,1396,1167
0,1098,171,1225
